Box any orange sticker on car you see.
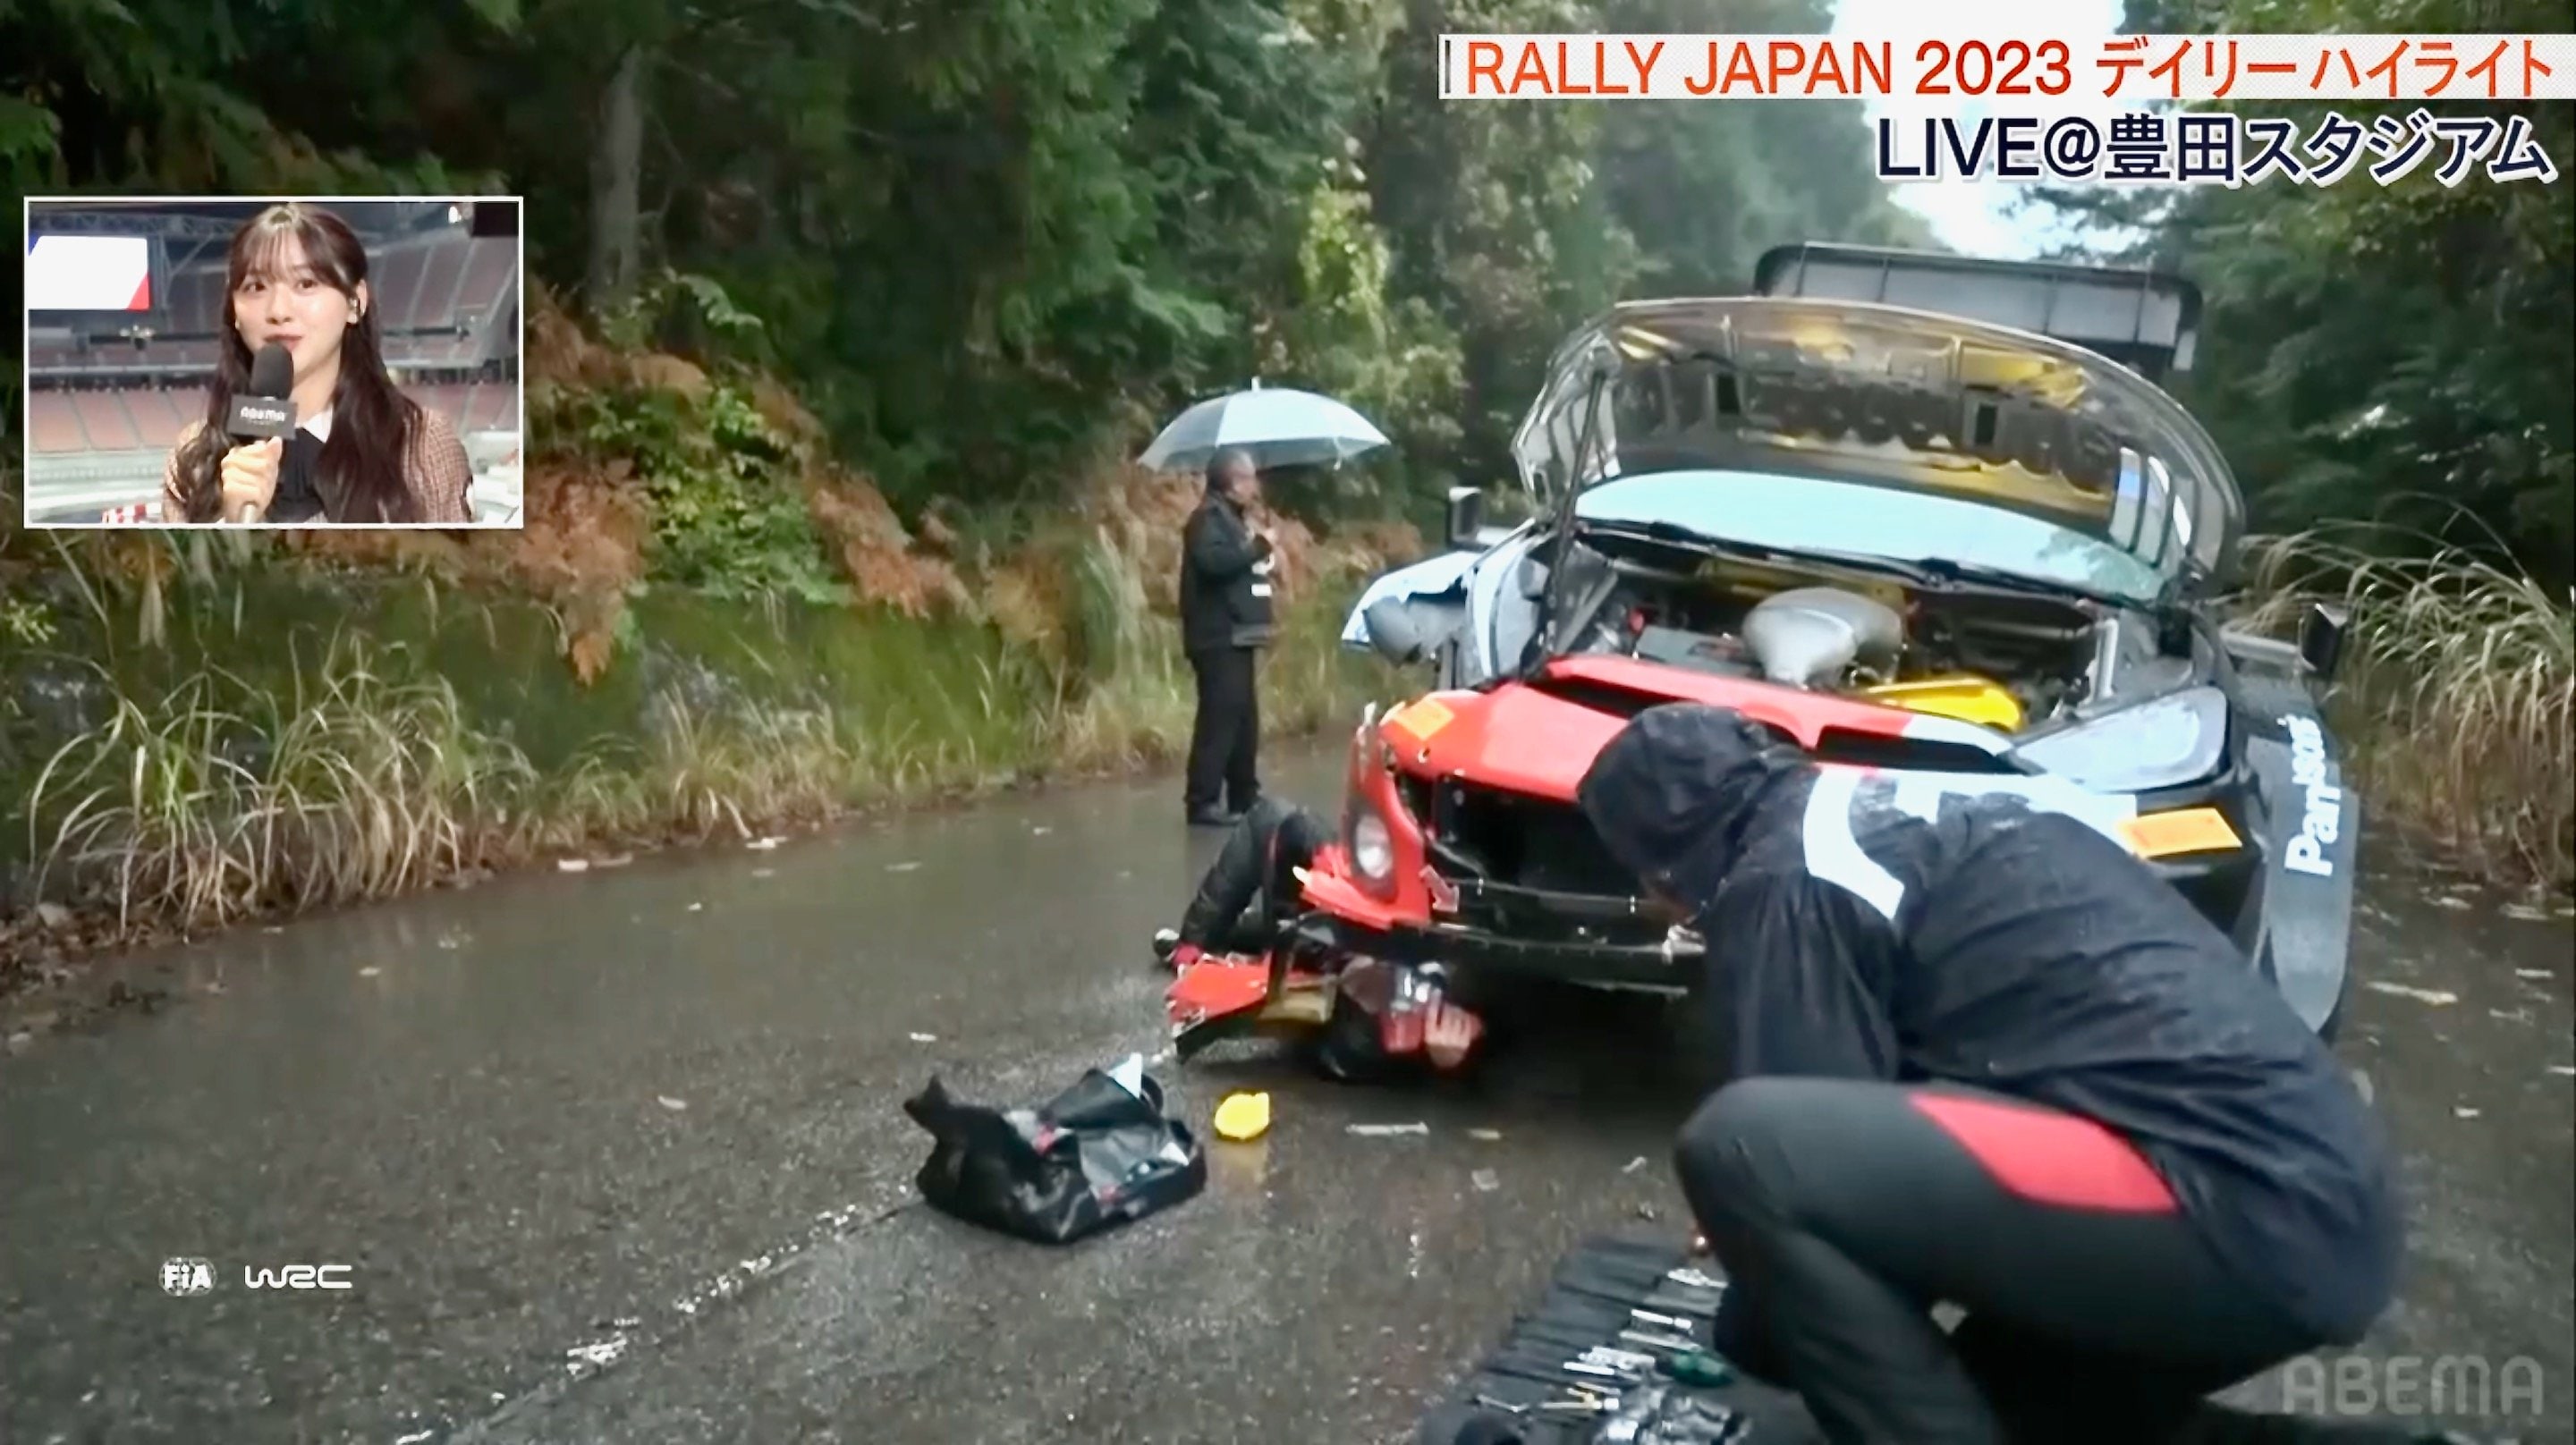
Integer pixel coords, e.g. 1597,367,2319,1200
1388,697,1454,741
2119,807,2242,858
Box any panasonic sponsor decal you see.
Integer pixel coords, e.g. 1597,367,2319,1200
2283,714,2343,877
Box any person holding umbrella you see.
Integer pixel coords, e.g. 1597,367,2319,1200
1179,448,1276,825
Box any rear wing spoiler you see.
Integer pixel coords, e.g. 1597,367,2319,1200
1753,242,2202,384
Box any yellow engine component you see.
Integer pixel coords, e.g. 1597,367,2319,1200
1864,674,2026,732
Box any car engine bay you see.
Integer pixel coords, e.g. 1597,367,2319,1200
1541,536,2195,735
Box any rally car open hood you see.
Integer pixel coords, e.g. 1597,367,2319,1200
1508,285,2247,593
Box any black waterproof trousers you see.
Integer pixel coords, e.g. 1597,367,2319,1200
1184,645,1260,817
1675,1077,2344,1445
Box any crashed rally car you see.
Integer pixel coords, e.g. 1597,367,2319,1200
1164,242,2360,1069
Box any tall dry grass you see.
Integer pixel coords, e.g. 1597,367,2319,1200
2241,531,2573,891
15,576,1402,937
26,634,538,930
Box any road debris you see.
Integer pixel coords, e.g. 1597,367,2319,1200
751,868,775,879
747,836,784,851
359,967,383,977
2549,1066,2574,1078
909,1032,936,1043
2453,1106,2481,1119
686,902,704,912
1346,1122,1429,1137
2502,901,2549,921
657,1096,688,1111
1623,1155,1649,1174
1470,1168,1500,1192
556,858,590,873
1468,1128,1503,1142
887,861,922,873
1031,826,1053,836
2515,969,2554,980
2431,895,2471,910
2364,981,2459,1006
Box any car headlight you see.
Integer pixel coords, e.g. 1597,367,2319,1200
1351,809,1394,883
2012,685,2229,794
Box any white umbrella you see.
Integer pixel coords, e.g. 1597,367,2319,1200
1138,383,1390,472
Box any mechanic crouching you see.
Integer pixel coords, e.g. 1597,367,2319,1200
1575,703,2425,1445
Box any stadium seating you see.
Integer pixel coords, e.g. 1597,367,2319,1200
28,380,511,461
30,394,85,452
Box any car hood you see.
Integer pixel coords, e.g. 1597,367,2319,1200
1508,297,2246,592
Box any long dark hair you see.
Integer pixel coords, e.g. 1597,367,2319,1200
172,203,424,522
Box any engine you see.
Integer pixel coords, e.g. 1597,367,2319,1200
1567,554,2106,733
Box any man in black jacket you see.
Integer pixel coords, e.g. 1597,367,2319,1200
1575,703,2415,1445
1179,448,1277,826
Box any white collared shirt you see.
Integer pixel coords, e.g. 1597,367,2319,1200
302,406,335,442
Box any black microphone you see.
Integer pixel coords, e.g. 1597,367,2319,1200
225,342,296,521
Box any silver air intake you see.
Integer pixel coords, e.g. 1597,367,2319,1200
1741,587,1904,689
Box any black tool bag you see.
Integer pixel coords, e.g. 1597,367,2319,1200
902,1065,1208,1246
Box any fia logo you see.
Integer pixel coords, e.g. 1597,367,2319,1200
161,1258,215,1297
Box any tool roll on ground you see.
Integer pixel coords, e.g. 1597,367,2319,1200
1418,1230,1825,1444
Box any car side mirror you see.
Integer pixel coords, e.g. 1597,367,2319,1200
2298,602,2347,683
1362,596,1428,665
1444,487,1485,553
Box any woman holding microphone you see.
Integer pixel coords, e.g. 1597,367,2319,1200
161,202,473,524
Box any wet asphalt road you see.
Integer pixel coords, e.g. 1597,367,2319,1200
1,748,2570,1445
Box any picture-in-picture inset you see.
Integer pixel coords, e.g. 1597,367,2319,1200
21,196,525,528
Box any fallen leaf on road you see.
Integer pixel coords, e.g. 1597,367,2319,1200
359,967,382,977
1468,1128,1503,1142
2364,982,2459,1006
2453,1106,2481,1120
909,1032,936,1043
657,1096,688,1111
1347,1122,1429,1137
1470,1169,1499,1192
1623,1156,1649,1174
556,858,590,873
886,861,921,873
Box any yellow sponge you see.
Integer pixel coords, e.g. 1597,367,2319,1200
1213,1091,1272,1142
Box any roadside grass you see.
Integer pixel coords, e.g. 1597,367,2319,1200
17,585,1402,940
2242,530,2573,893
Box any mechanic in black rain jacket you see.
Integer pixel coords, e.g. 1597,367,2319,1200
1574,702,2410,1445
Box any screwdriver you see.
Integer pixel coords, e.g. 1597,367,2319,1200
1657,1348,1734,1389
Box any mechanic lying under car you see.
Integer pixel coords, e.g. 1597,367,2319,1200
1574,702,2424,1445
1158,799,1480,1077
